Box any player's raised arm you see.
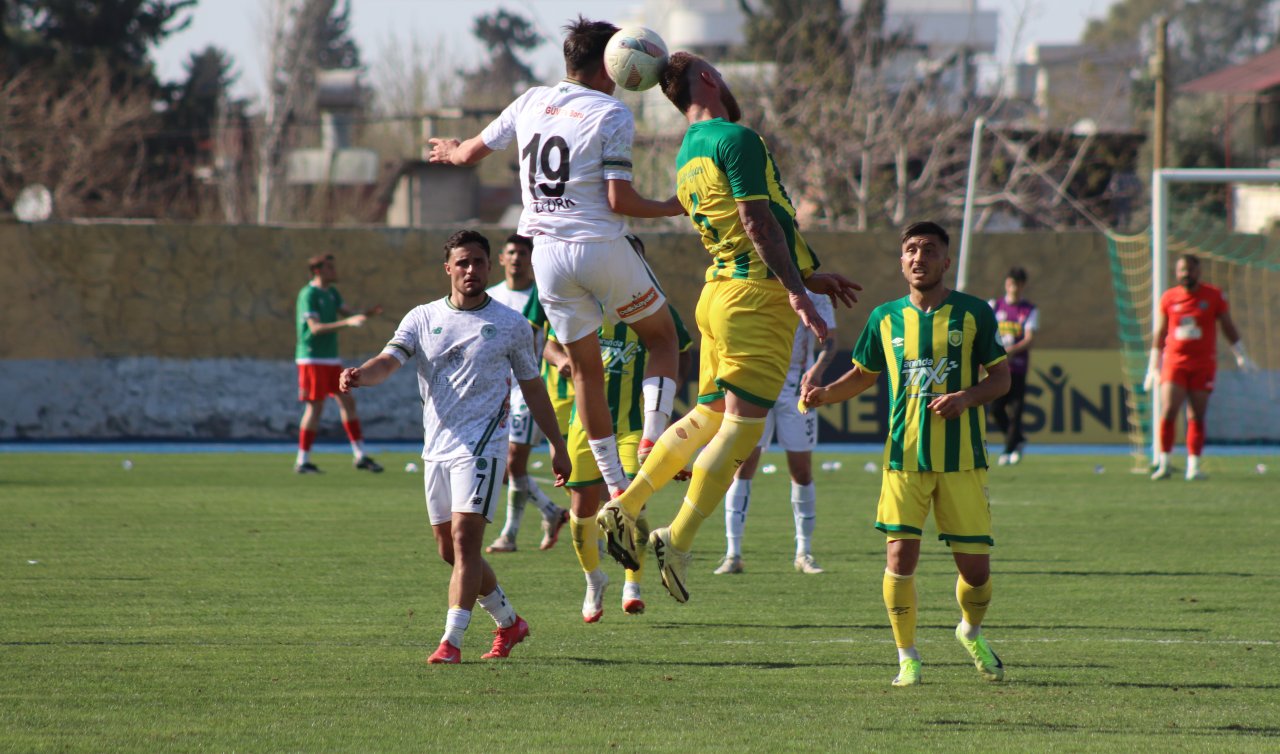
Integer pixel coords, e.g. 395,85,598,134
426,135,493,166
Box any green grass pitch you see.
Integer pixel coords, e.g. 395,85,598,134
2,450,1278,752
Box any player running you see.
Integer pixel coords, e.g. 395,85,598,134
339,230,570,665
428,17,684,502
802,221,1009,687
1145,253,1253,481
715,290,838,576
595,52,861,604
483,233,569,553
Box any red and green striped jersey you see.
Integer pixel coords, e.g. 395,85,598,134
851,291,1007,472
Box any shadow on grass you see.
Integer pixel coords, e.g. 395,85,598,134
1002,569,1256,577
556,655,881,670
916,719,1280,738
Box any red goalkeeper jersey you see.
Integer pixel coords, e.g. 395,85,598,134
1159,283,1227,369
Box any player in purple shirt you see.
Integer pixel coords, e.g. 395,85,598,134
988,268,1038,465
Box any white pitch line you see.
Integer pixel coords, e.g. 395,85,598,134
682,637,1278,646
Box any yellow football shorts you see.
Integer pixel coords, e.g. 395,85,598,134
552,389,575,438
876,468,993,554
694,277,797,409
565,421,640,488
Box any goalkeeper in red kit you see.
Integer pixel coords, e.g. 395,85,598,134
1145,254,1253,481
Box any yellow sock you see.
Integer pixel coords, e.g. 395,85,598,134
669,413,765,551
956,574,993,628
570,513,599,573
622,404,724,518
883,570,918,650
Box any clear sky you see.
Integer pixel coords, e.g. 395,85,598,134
151,0,1114,102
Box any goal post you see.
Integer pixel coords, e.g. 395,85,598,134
1147,167,1280,458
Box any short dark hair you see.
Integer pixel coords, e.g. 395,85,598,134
659,52,700,113
901,221,949,247
1006,266,1028,284
307,253,334,272
563,16,617,78
1177,253,1200,267
443,229,491,261
504,233,533,251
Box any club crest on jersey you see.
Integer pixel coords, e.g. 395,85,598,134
476,458,489,470
481,324,496,340
948,330,963,347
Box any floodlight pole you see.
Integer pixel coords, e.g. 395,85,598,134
957,116,985,292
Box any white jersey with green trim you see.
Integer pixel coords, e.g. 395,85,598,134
383,296,539,462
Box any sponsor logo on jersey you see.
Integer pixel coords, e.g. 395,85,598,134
616,287,659,319
902,357,957,393
892,337,905,348
432,327,442,334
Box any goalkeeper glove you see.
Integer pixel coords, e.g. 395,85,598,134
1143,348,1160,393
1231,341,1256,372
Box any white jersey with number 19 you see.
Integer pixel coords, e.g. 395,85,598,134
480,80,634,242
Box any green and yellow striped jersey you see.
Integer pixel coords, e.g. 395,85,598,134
551,306,693,434
851,291,1007,472
522,291,574,405
673,118,819,282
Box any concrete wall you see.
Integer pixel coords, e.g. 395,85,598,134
0,222,1118,440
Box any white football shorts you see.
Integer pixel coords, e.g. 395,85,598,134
531,234,667,344
759,388,818,452
507,393,545,447
423,456,507,526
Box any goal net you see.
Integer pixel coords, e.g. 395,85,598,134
1107,168,1280,465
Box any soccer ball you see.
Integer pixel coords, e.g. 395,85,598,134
604,26,669,92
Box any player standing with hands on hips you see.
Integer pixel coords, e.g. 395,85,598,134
1145,253,1253,481
802,222,1009,687
339,230,571,665
427,17,684,502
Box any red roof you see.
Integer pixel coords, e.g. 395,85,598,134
1181,47,1280,94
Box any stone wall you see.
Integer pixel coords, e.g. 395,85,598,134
1,222,1120,439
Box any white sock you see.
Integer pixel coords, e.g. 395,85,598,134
724,477,751,558
525,477,560,517
622,581,641,602
501,487,528,538
1187,455,1201,477
350,439,365,459
296,449,310,465
641,377,678,443
476,586,516,629
791,481,816,557
441,607,471,649
1155,451,1169,469
898,646,921,662
959,619,980,641
588,435,629,494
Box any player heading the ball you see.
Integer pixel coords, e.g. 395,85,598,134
428,17,684,502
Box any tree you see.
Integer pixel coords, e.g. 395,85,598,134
317,0,360,70
0,61,159,217
459,9,543,108
1083,0,1280,86
0,0,194,88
